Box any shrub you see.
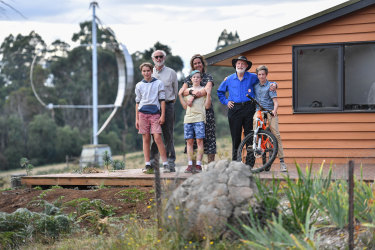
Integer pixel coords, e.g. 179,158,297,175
0,208,73,249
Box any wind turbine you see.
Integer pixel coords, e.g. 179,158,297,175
30,1,134,167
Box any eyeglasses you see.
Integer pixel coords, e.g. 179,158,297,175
154,55,164,59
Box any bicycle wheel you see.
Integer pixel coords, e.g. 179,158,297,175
237,129,278,173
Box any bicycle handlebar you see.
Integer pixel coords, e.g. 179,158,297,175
246,94,274,116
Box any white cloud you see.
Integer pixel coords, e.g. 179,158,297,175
0,0,348,75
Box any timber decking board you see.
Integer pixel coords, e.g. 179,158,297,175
19,163,375,186
21,169,191,187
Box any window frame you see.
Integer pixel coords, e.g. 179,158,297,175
292,41,375,114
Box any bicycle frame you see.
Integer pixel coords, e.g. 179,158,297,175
253,110,273,158
237,95,279,172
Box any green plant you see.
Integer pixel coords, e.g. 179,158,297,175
236,211,319,249
282,163,317,232
112,159,125,170
115,188,146,204
313,180,348,229
103,151,111,172
63,198,117,218
311,161,333,196
0,208,73,249
354,176,375,223
19,157,34,176
253,175,280,216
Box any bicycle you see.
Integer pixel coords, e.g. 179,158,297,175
236,95,278,173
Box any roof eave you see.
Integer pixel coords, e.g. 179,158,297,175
205,0,372,65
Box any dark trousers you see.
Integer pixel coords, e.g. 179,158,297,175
150,102,176,168
228,102,256,160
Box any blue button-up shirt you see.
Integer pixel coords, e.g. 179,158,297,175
217,72,259,105
254,81,277,111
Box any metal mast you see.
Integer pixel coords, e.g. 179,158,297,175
90,1,99,145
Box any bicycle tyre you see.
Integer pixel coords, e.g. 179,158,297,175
237,129,278,173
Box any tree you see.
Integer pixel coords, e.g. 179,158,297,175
0,115,26,170
0,32,46,96
216,29,240,50
27,114,57,165
55,126,84,162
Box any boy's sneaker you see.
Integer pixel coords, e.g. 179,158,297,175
280,162,287,172
195,165,202,173
163,165,171,173
142,165,154,174
169,167,176,172
184,165,193,173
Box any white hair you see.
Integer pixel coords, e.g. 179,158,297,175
152,50,167,58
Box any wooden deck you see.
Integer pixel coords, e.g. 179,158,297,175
20,162,375,188
21,168,191,187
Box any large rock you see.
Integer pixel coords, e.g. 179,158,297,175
164,160,258,239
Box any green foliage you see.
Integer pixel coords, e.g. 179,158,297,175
19,157,33,175
0,115,26,170
27,114,57,165
63,198,117,218
242,215,317,249
253,176,280,217
283,164,316,232
63,198,117,234
112,159,125,170
216,29,240,50
313,180,348,229
354,178,375,223
55,125,83,161
115,188,146,204
102,150,111,171
0,208,73,249
238,212,318,250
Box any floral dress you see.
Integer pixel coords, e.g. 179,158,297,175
184,72,216,154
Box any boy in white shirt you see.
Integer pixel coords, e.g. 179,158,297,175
135,62,169,174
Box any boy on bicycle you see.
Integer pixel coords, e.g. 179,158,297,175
178,70,211,173
255,65,287,172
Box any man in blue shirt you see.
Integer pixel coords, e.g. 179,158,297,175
217,56,276,161
217,56,258,160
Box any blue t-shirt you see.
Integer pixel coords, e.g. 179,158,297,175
254,81,277,110
217,71,259,105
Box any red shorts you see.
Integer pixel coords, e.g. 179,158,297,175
138,113,162,134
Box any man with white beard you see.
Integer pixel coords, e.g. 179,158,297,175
150,50,178,173
217,56,276,161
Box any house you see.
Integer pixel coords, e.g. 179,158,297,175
205,0,375,165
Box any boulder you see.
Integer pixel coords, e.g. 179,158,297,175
164,160,258,239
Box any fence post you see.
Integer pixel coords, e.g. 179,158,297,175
348,160,354,250
154,165,162,238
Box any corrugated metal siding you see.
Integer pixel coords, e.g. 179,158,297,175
242,5,375,165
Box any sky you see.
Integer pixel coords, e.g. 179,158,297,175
0,0,348,74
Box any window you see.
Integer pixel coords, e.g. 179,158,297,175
293,42,375,113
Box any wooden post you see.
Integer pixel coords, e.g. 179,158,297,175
348,160,354,250
154,164,162,238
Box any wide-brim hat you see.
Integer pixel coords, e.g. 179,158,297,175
232,56,252,71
